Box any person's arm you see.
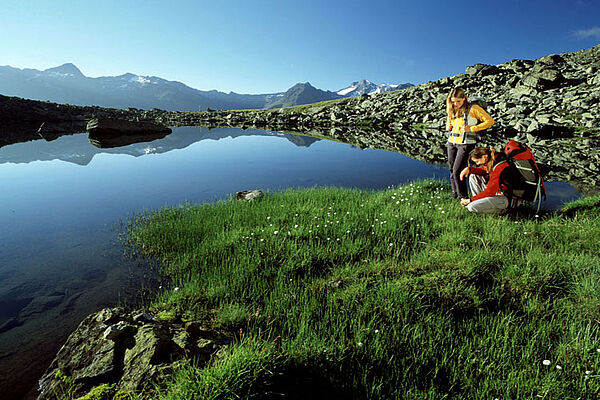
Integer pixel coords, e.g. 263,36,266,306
468,166,488,176
446,115,453,131
460,166,470,181
468,105,494,132
470,164,507,201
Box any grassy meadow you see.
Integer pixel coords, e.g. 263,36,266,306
126,181,600,399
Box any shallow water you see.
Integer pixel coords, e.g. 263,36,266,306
0,126,582,399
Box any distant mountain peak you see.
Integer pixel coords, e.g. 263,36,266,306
290,82,315,90
44,63,84,77
337,80,412,96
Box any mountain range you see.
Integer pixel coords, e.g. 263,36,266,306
0,63,412,111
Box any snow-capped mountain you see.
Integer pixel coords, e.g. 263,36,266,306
337,79,413,97
0,64,273,111
0,64,413,110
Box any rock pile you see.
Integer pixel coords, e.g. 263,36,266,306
37,307,231,399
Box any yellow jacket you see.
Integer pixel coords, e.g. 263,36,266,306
447,104,494,144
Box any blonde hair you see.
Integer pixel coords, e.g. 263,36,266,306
446,87,470,120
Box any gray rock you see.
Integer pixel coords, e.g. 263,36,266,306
133,312,157,323
537,54,565,65
522,68,564,90
466,64,501,76
37,308,231,399
103,321,135,341
86,118,171,135
235,190,264,201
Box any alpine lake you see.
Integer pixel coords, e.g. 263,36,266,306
0,126,586,399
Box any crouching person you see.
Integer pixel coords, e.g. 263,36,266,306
459,146,511,214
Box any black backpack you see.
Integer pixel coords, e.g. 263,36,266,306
502,140,546,210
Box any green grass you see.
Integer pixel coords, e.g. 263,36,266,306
127,181,600,399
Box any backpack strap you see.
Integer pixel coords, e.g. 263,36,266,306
493,160,514,202
461,104,479,143
462,105,473,127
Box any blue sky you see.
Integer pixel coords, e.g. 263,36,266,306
1,0,599,94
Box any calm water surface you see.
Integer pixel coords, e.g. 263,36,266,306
0,126,582,399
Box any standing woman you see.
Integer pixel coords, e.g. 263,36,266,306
446,87,494,200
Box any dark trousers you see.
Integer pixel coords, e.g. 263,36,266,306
447,142,475,199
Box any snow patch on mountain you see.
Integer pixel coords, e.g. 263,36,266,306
132,76,151,84
336,79,411,97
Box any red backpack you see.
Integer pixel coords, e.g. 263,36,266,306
503,140,546,209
